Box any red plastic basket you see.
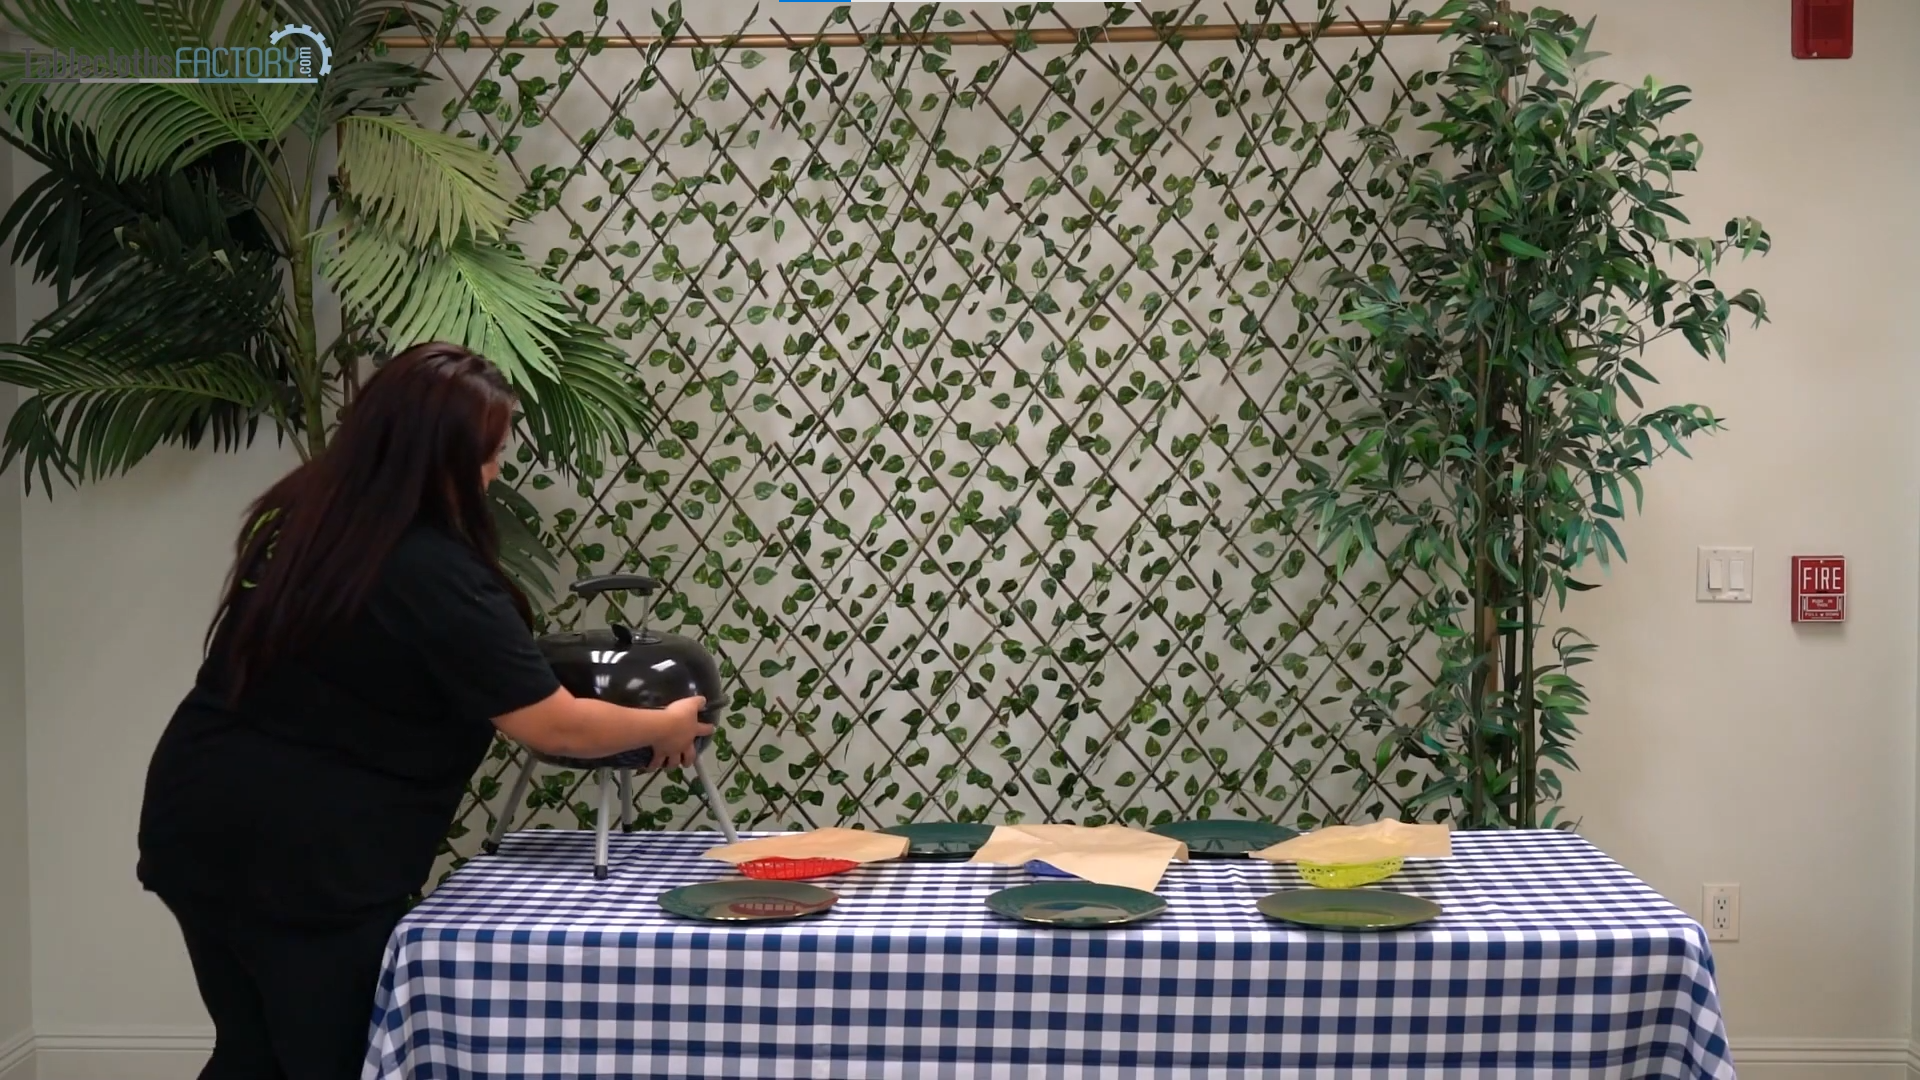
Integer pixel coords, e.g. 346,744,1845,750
738,857,859,881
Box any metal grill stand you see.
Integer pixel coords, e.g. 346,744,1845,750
483,746,740,879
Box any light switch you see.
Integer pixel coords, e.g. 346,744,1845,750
1698,546,1755,603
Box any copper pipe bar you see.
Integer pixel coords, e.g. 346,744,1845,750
379,18,1453,51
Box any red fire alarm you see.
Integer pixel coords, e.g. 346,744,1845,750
1791,556,1846,623
1792,0,1853,59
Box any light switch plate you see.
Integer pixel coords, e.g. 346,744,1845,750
1697,546,1754,603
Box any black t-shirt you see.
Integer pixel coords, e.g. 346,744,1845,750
136,523,560,919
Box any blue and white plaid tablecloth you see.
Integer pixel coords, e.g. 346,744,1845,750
363,829,1733,1079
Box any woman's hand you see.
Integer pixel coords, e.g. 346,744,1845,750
494,688,715,764
648,695,712,771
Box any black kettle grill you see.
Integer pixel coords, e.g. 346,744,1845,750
483,574,738,878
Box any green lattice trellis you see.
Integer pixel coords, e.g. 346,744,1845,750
397,0,1451,863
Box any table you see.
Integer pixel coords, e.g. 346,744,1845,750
364,830,1734,1079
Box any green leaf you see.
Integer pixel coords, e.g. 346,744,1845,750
489,478,557,599
274,0,435,126
1729,288,1768,324
1528,30,1575,81
0,342,279,493
0,0,311,180
323,214,569,383
514,323,658,472
1497,234,1549,259
0,106,275,302
336,116,515,248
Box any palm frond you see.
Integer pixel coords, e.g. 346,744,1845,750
31,216,290,373
0,202,295,493
0,104,277,299
325,213,653,468
516,324,658,470
488,477,557,601
322,214,567,383
0,0,311,179
0,345,281,492
269,0,441,124
314,54,431,126
143,0,227,41
270,0,441,48
336,115,511,248
217,0,327,145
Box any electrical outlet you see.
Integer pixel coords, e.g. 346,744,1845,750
1703,884,1739,941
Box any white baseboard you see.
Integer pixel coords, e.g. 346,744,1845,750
27,1029,209,1080
1729,1038,1915,1079
1,1030,1912,1079
1736,1037,1917,1062
0,1031,33,1080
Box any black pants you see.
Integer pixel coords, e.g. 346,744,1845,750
160,893,407,1080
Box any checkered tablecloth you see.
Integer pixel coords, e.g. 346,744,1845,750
363,829,1733,1079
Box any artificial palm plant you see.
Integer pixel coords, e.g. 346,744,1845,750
0,0,653,594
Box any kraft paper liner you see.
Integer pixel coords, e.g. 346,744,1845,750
970,824,1189,893
703,827,909,866
1251,820,1452,864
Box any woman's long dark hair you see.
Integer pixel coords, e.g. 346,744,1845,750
208,342,531,697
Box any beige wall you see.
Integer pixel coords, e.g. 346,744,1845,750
1554,0,1920,1061
0,60,33,1069
22,447,295,1068
0,183,33,1080
0,439,28,1076
4,2,1920,1077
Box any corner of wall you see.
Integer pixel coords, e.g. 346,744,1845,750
0,1031,31,1080
0,91,35,1070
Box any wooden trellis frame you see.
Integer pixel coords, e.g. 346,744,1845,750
381,15,1454,51
404,1,1460,869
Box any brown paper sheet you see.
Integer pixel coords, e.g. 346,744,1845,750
703,827,909,866
970,824,1189,892
1252,820,1452,864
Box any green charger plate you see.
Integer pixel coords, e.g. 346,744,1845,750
881,821,995,860
1151,819,1297,858
1257,888,1440,931
658,880,838,923
986,882,1167,928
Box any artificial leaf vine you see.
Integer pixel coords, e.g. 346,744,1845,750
423,0,1435,854
405,0,1759,860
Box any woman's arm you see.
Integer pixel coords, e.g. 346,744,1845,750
494,689,712,765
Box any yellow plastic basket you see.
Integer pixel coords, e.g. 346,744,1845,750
1297,857,1403,889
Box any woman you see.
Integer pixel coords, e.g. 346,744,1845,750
136,343,712,1080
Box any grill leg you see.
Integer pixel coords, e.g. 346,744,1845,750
593,767,612,880
482,754,537,855
694,751,737,843
618,768,633,831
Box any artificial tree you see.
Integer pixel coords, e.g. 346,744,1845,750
1294,0,1769,828
0,0,655,594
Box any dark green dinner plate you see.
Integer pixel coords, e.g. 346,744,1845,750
657,880,838,923
1151,819,1297,858
985,882,1167,928
1257,888,1441,931
881,821,995,860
